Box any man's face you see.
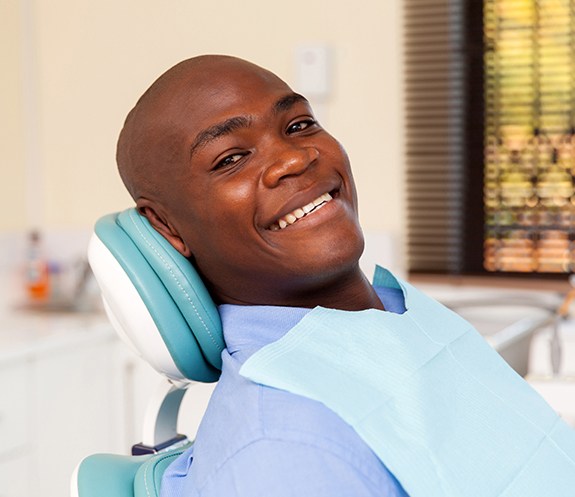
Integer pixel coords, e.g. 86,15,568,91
142,59,364,305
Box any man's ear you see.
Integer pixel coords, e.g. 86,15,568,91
136,201,192,258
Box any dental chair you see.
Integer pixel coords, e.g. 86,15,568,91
72,208,226,497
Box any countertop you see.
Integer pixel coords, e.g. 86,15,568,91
0,304,114,364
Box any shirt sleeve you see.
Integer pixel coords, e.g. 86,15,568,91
196,438,406,497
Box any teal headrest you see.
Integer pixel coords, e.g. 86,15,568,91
92,208,224,382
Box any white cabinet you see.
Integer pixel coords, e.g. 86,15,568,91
31,333,118,496
0,323,118,497
0,454,30,497
0,360,32,497
0,360,31,456
0,319,217,497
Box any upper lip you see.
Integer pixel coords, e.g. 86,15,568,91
263,180,341,230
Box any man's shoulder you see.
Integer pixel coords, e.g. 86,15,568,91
161,354,404,497
206,353,370,445
187,355,385,485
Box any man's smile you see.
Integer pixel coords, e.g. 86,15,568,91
269,191,334,231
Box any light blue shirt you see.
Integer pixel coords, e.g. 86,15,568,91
161,287,409,497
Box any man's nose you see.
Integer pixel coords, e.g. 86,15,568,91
261,143,320,188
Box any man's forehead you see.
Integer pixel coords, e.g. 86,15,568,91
117,56,294,196
144,62,295,143
152,57,287,110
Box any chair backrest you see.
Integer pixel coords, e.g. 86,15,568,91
87,208,225,383
75,209,223,497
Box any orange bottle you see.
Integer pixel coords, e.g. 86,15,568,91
25,230,50,302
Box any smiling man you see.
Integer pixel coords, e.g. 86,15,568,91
118,55,383,312
115,55,575,497
117,55,408,496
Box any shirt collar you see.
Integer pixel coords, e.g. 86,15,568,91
219,304,309,361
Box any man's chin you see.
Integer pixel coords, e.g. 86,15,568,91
282,230,365,281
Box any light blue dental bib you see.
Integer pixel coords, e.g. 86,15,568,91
240,269,575,496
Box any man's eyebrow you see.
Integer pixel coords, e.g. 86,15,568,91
274,93,309,113
189,94,308,159
190,116,252,159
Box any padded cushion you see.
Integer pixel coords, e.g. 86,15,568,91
75,449,186,497
93,209,224,382
75,454,151,497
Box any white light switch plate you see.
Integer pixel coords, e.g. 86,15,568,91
295,44,332,98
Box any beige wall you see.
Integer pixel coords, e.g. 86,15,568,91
0,0,27,230
2,0,404,241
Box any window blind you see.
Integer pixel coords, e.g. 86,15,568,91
404,0,468,273
405,0,575,276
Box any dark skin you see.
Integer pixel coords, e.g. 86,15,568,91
117,55,384,311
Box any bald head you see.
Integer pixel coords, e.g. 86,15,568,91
114,54,376,309
116,55,284,202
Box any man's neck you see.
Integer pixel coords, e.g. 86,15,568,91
294,267,385,312
214,265,385,311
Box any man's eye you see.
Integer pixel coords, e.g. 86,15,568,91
214,153,244,170
287,119,316,135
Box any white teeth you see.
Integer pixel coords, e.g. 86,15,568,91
302,202,315,213
273,191,334,230
285,213,297,224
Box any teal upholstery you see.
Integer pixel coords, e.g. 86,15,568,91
76,448,187,497
76,454,151,497
77,208,223,496
94,209,225,382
